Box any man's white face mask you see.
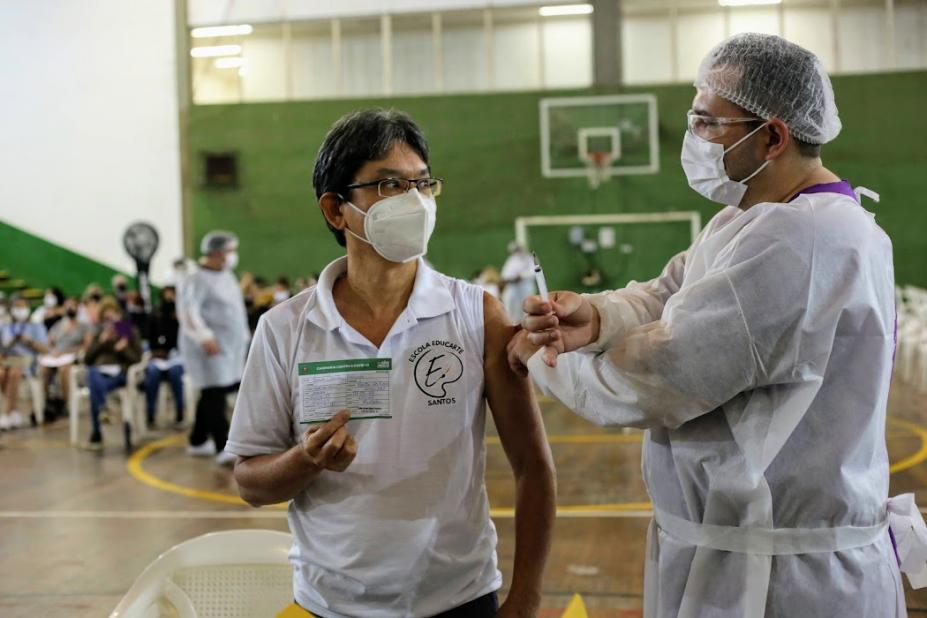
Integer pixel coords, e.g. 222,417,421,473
224,250,239,271
343,189,437,263
680,121,771,207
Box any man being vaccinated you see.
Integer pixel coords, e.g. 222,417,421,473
227,109,555,618
510,34,923,617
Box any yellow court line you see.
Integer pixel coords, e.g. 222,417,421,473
126,434,286,509
127,418,927,513
887,418,927,474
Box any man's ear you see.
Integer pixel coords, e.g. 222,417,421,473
319,192,346,231
765,118,791,160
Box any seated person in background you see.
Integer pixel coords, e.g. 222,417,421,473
32,287,65,331
124,289,148,334
39,297,93,421
111,274,130,311
0,296,49,429
272,277,291,305
143,286,185,429
82,297,142,449
79,284,104,325
0,292,9,327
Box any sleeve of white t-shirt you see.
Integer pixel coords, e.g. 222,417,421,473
225,315,296,456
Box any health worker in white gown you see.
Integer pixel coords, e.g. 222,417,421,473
509,33,927,618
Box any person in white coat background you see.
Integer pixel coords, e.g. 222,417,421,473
508,33,927,617
500,242,536,323
178,231,250,466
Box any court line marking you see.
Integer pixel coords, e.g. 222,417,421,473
888,418,927,474
126,418,927,516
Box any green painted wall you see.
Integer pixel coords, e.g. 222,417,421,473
0,220,122,297
188,71,927,290
9,71,921,296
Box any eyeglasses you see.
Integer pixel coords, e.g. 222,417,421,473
344,177,444,198
686,110,763,140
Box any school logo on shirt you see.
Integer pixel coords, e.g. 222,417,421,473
408,340,464,405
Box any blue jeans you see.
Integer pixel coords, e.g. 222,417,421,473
143,363,185,423
87,367,127,439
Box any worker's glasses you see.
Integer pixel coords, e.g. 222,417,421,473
345,177,444,198
686,110,763,140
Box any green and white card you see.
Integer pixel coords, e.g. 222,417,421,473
297,359,392,424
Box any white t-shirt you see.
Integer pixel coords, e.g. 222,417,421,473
226,257,501,618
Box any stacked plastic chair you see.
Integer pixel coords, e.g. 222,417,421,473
109,529,293,618
896,285,927,392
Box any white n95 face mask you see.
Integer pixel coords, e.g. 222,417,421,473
224,251,239,271
680,122,771,207
344,189,437,263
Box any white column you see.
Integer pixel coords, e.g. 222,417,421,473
332,19,343,96
885,0,896,70
483,8,495,90
381,14,392,95
432,13,444,93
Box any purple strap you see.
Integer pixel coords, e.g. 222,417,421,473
890,525,901,567
790,179,858,203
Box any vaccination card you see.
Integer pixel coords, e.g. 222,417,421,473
298,358,392,424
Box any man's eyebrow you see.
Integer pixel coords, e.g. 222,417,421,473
374,167,430,176
692,107,714,117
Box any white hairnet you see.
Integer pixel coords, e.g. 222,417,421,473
695,33,841,145
200,230,238,255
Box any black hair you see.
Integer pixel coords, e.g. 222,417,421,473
311,108,430,246
794,138,822,159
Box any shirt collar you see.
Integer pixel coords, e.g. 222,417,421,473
307,256,456,332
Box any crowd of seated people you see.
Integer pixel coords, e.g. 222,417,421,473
0,270,316,449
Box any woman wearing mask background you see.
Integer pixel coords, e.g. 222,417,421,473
82,297,142,449
142,286,185,429
0,296,49,429
39,297,93,422
31,287,65,332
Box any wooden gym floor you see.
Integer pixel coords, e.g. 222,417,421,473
2,378,927,617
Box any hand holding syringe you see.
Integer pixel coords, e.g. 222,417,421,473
508,252,600,370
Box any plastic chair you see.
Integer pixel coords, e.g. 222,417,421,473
68,360,148,450
109,529,293,618
0,359,46,425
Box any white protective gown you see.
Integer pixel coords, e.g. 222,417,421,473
528,190,925,617
178,267,250,389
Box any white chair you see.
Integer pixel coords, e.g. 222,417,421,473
68,360,148,450
0,359,45,426
109,529,293,618
27,375,44,424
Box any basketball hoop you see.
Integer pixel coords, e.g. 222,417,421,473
584,151,614,190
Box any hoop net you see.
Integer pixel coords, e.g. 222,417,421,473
584,151,614,190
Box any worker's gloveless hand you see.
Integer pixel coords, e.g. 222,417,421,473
302,410,357,473
520,291,600,367
202,339,220,356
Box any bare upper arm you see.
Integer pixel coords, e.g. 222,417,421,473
482,292,552,473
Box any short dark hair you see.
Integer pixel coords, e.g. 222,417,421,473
794,137,822,159
312,108,430,246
